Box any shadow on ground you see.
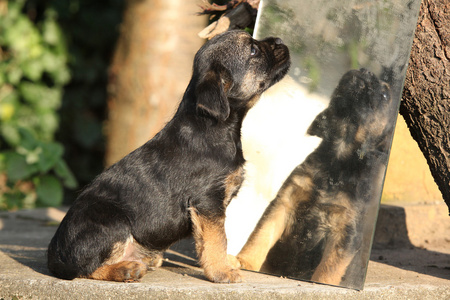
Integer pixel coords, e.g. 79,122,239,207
0,204,448,284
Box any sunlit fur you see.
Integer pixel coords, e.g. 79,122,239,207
237,69,394,287
47,30,290,284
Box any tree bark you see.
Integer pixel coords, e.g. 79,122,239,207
400,0,450,214
105,0,206,166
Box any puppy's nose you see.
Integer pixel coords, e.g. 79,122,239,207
274,38,284,45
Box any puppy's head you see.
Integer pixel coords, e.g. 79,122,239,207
308,68,393,155
193,30,290,121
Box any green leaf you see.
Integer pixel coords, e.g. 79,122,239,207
17,146,41,164
42,17,61,46
54,160,78,189
37,142,63,172
0,88,19,106
3,151,39,181
35,175,63,207
6,67,23,85
1,191,24,210
0,153,5,170
21,59,44,81
19,82,60,107
17,127,39,150
0,125,21,146
5,15,43,58
42,52,71,85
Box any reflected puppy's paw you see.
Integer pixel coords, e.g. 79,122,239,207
227,254,241,270
205,267,242,283
235,255,258,271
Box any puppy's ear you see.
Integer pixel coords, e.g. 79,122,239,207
195,66,231,121
307,110,329,138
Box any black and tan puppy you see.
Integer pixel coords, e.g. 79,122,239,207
237,69,393,286
47,30,290,283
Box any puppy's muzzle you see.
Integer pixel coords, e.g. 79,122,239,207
260,37,290,84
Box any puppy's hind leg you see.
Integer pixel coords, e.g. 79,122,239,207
87,236,165,282
48,201,155,283
88,261,147,282
310,193,358,285
190,208,241,283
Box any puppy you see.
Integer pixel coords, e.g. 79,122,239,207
47,30,290,283
236,69,393,286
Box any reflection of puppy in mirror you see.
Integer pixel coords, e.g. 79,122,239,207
236,69,393,286
47,30,290,284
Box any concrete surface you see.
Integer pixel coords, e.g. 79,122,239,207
0,203,449,300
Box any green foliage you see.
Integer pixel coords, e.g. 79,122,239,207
0,0,124,209
0,0,76,210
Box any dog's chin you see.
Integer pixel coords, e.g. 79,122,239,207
271,47,291,86
269,60,291,87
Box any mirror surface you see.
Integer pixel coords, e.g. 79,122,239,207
225,0,421,290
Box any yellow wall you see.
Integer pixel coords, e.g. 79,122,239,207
381,116,442,204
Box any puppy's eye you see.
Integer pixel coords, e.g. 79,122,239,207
250,45,259,56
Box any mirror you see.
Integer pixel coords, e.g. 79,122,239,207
225,0,421,290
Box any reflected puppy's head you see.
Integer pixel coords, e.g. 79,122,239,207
193,30,291,121
308,68,393,154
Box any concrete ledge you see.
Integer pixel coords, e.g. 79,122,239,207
0,204,449,299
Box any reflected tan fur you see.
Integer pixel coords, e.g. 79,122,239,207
237,69,393,287
237,176,313,271
309,193,358,283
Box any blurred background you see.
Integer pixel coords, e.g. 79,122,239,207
0,0,207,209
0,0,443,211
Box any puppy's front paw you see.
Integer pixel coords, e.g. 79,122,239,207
205,267,242,283
227,254,241,270
236,255,258,271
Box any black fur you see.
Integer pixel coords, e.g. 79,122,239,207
237,69,394,287
47,30,290,282
263,69,393,275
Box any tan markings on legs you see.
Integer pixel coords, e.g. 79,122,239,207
311,192,358,285
310,250,354,286
141,251,163,269
354,126,367,144
227,254,241,270
87,261,147,282
130,239,163,269
86,236,162,282
190,208,241,283
223,166,245,208
237,174,313,271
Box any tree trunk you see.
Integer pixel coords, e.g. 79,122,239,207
105,0,206,166
400,0,450,214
